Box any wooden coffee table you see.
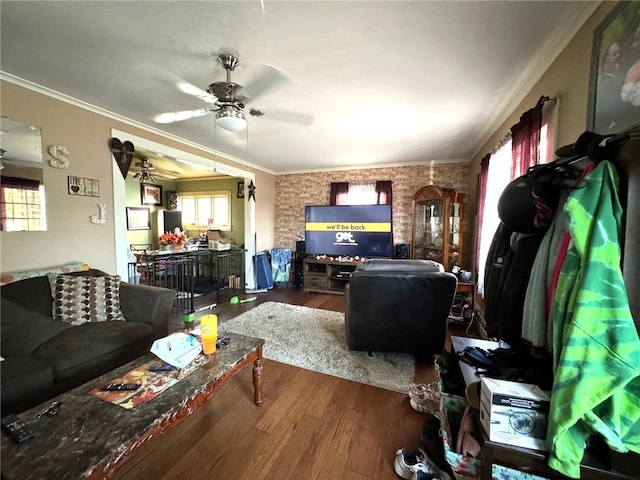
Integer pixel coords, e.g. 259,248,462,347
0,333,264,480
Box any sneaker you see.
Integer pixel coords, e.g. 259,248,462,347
408,382,440,415
394,447,455,480
410,472,439,480
394,448,438,479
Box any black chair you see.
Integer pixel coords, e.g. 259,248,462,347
345,259,457,355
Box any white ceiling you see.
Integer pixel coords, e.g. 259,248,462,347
0,1,598,175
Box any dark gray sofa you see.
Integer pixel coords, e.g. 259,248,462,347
345,259,457,355
1,269,175,414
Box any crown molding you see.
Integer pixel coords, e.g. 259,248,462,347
277,157,470,176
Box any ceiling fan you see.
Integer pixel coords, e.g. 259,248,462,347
130,156,181,182
153,53,313,131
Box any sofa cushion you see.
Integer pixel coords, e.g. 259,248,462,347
1,275,56,317
47,273,125,325
356,259,444,272
1,298,70,356
31,321,154,382
0,261,89,286
1,356,55,414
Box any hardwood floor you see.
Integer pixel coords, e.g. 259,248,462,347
111,287,463,480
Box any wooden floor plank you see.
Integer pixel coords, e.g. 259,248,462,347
111,288,457,480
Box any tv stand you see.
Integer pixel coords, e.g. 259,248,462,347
302,257,359,295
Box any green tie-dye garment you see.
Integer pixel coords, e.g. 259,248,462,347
548,161,640,478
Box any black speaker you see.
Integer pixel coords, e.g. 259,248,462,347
294,240,305,288
167,191,178,210
395,243,410,259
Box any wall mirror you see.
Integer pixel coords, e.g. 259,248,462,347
0,117,47,231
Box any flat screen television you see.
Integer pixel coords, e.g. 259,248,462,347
304,204,392,258
162,210,183,233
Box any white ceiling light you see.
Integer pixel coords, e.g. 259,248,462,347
216,106,247,132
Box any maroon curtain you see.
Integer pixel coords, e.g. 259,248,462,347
475,154,490,276
510,96,545,179
329,182,349,205
1,176,41,190
375,180,392,205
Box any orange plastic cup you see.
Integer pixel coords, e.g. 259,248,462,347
200,314,218,355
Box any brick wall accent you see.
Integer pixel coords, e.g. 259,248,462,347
274,162,471,257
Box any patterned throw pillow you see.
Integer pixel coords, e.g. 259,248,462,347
47,274,125,325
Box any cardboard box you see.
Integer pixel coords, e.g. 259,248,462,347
479,377,550,451
207,231,231,251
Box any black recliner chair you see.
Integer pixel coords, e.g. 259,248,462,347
345,259,457,355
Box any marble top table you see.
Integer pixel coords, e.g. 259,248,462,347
1,332,264,480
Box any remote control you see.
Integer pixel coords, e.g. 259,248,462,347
1,414,34,444
101,383,141,391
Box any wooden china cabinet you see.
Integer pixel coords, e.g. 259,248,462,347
411,185,464,271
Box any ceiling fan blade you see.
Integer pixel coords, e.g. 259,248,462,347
153,108,215,124
249,107,314,126
242,64,292,101
177,81,217,104
143,63,217,103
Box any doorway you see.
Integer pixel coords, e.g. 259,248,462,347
111,129,257,289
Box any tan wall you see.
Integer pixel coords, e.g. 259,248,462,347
274,162,472,264
0,81,275,273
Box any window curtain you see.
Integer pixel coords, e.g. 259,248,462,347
477,137,512,296
475,153,491,278
348,181,377,204
375,181,392,205
510,96,545,178
330,181,392,205
1,176,41,190
329,182,349,205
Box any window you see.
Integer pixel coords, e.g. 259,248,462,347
476,99,556,296
0,178,47,231
347,182,377,205
476,139,512,295
330,180,392,206
178,190,231,230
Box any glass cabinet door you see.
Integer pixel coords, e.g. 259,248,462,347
413,198,445,264
412,186,464,271
449,202,461,267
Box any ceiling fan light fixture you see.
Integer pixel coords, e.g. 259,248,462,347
133,168,157,183
215,106,247,132
133,158,158,182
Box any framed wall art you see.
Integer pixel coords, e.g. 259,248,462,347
140,183,163,206
68,176,100,197
126,206,150,230
237,181,245,199
587,1,640,135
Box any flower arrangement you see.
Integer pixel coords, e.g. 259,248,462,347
159,229,187,246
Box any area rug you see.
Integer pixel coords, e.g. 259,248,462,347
220,301,415,393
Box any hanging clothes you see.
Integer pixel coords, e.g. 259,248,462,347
493,231,543,347
547,161,640,478
270,248,292,283
521,189,569,349
483,223,514,338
